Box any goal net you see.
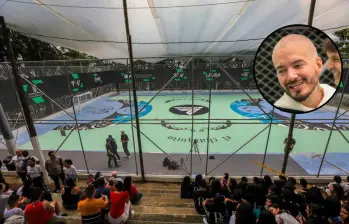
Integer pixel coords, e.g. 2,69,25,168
72,91,93,112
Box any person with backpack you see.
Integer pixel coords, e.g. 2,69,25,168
108,135,121,161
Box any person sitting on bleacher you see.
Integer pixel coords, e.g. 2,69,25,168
61,178,81,210
203,194,227,224
124,176,142,205
193,179,211,215
93,177,111,199
181,176,193,199
78,185,109,224
3,194,25,222
108,181,134,224
229,201,256,224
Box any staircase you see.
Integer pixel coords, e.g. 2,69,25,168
50,182,203,224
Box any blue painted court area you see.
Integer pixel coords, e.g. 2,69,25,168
292,153,349,175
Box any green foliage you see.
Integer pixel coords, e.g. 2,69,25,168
333,28,349,58
0,30,96,61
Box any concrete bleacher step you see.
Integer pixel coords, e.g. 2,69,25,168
126,221,202,224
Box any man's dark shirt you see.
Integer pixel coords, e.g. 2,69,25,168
121,134,129,142
108,138,118,153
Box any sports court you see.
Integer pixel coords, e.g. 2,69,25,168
5,90,349,176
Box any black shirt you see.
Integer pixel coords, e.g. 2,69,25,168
193,190,212,214
204,199,227,224
121,134,129,142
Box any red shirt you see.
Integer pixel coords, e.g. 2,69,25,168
24,201,54,224
109,191,128,219
129,184,138,200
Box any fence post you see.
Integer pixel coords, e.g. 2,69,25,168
0,16,50,184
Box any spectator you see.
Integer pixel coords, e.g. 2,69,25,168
3,194,25,220
237,181,248,197
203,194,227,224
193,174,203,191
61,178,81,210
324,196,341,222
298,203,328,224
63,159,77,183
106,178,116,192
193,179,211,214
327,183,344,201
78,185,108,224
263,175,273,188
94,172,107,185
108,181,134,223
240,176,248,183
93,177,110,199
24,187,60,224
229,201,255,224
229,178,238,194
208,177,216,187
181,176,193,199
27,157,45,190
22,150,39,164
0,185,10,221
299,178,309,192
281,189,299,218
210,179,222,197
87,174,94,186
257,210,277,224
330,175,349,196
265,194,280,209
341,204,349,224
0,183,13,196
124,176,142,205
16,179,33,199
111,171,123,184
8,150,27,182
45,151,65,193
279,175,287,182
288,177,297,186
268,203,299,224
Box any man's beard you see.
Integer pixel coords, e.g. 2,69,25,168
283,73,318,102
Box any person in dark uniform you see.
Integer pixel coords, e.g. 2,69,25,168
106,138,118,168
120,130,131,158
108,135,120,161
284,137,296,155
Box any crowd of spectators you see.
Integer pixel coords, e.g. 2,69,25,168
0,150,143,224
181,173,349,224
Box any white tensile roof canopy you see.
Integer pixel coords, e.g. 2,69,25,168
0,0,348,60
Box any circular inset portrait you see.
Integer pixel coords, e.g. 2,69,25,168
253,24,343,113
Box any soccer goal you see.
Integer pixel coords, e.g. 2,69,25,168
72,91,93,112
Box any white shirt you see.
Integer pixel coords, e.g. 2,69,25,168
64,165,77,181
27,165,42,179
9,156,25,173
274,84,336,112
3,207,24,220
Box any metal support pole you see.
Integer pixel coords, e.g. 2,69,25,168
0,16,49,184
127,60,139,175
123,0,145,182
190,58,195,175
317,71,348,177
205,86,212,176
70,96,89,173
260,107,274,177
308,0,317,26
281,113,296,174
0,103,17,156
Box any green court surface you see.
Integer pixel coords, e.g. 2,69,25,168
19,93,349,155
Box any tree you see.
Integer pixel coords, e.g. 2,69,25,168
0,30,95,61
333,28,349,58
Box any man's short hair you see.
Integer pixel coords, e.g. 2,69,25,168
31,187,44,201
108,135,112,138
22,150,29,157
334,175,342,183
64,159,73,165
108,178,115,186
8,194,20,206
85,185,96,198
115,181,124,191
266,194,280,205
300,178,308,188
48,151,54,156
323,38,337,53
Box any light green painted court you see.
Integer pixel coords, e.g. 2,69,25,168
18,92,349,156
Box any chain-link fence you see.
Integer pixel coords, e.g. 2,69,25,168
0,56,349,177
254,25,337,106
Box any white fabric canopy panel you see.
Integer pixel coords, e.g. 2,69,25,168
0,0,348,61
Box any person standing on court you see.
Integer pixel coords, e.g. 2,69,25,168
106,138,118,168
45,151,65,193
108,135,121,161
120,131,131,158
